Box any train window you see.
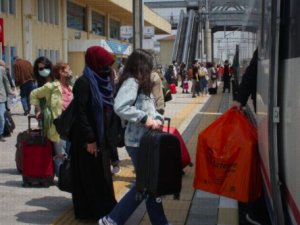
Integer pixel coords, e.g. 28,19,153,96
280,1,300,59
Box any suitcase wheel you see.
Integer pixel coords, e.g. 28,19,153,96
40,181,50,188
22,182,30,187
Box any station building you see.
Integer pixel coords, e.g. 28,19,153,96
0,0,171,76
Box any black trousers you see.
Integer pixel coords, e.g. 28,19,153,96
223,80,231,93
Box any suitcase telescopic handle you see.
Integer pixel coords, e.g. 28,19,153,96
28,115,36,131
164,117,171,133
27,115,44,136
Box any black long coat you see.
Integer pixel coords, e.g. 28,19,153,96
70,76,116,220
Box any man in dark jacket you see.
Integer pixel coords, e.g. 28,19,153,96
232,48,258,111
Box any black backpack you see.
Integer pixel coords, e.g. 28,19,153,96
53,100,76,140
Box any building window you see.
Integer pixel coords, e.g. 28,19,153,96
50,50,55,62
55,50,60,62
38,49,44,57
8,0,15,14
54,0,59,25
38,48,60,63
37,0,43,21
92,11,105,36
67,1,86,31
49,0,55,24
37,0,59,25
43,0,49,23
0,1,5,13
0,0,16,14
110,19,120,39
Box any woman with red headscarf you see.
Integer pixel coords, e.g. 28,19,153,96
69,46,117,221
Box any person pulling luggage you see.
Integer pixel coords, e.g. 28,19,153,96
99,49,171,225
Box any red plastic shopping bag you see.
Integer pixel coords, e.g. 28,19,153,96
193,107,262,202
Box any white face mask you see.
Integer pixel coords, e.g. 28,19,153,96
38,68,51,77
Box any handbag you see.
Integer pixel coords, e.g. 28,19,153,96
107,89,140,148
53,99,76,140
58,155,72,193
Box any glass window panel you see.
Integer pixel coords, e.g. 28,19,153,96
110,19,120,39
38,48,44,57
67,1,86,31
92,11,105,36
55,50,60,62
50,49,55,62
37,0,43,21
8,0,15,14
49,0,55,24
43,0,49,22
54,0,59,25
1,0,6,13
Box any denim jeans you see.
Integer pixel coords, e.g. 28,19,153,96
109,146,168,225
53,139,70,177
20,80,36,113
0,102,5,136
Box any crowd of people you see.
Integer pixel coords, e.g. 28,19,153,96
0,45,248,225
0,46,172,224
161,60,233,98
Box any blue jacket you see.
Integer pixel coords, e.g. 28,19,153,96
114,78,163,147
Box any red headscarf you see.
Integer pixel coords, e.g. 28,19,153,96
85,46,114,74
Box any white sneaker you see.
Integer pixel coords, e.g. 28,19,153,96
99,216,117,225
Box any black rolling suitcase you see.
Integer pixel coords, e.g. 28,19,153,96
136,118,182,199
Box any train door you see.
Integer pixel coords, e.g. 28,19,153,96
277,0,300,224
256,0,285,224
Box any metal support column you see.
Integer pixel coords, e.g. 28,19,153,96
133,0,144,50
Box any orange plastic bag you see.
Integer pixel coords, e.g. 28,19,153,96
193,107,262,202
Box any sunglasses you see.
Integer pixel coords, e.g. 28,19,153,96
38,67,49,71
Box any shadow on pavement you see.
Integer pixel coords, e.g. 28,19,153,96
16,196,72,224
0,180,23,188
0,168,20,175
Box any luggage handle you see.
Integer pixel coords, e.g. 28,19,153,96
27,115,44,135
164,117,171,133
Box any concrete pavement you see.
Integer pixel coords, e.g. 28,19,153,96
0,83,238,225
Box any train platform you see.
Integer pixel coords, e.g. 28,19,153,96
0,83,238,225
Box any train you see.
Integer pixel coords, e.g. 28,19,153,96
236,0,300,224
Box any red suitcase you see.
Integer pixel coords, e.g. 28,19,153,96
163,118,193,169
169,83,177,94
22,116,54,187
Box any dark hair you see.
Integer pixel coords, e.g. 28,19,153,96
33,56,54,87
206,62,213,68
119,49,153,96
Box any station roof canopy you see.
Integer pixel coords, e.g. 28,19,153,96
86,0,171,34
144,0,260,32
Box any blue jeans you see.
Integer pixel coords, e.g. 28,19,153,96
109,146,168,225
53,139,70,177
20,80,36,113
0,102,5,136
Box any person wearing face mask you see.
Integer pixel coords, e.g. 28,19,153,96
33,56,54,88
13,57,36,116
30,62,74,176
69,46,117,221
